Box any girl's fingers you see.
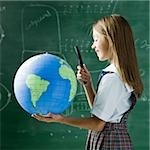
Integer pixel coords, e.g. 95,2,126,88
77,72,87,80
77,65,81,70
77,71,87,78
83,64,89,72
77,65,87,73
78,77,87,84
77,67,89,75
32,114,43,121
76,64,90,85
32,114,54,123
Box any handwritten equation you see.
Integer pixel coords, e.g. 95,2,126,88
59,0,118,15
61,37,150,54
61,38,92,53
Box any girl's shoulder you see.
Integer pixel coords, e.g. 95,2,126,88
102,63,121,83
102,63,133,92
101,72,121,85
101,72,133,93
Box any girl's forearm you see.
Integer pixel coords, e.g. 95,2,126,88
83,83,96,109
59,116,105,132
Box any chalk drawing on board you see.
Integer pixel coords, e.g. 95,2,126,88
20,2,119,117
140,95,150,102
63,69,100,116
0,24,5,44
21,4,61,62
59,0,118,15
21,50,67,64
0,82,11,112
64,92,91,116
59,1,118,73
135,38,150,51
61,38,91,53
0,5,6,13
139,68,145,77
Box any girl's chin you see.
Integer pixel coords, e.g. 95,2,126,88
98,56,108,61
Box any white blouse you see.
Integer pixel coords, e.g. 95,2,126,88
91,64,134,123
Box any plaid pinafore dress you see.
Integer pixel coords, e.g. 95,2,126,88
85,71,136,150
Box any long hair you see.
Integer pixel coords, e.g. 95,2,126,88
93,14,143,98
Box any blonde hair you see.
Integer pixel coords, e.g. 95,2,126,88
93,14,143,98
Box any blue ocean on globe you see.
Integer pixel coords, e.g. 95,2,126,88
14,53,77,115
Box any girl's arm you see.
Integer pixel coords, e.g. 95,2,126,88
77,64,96,108
83,82,96,109
32,113,105,132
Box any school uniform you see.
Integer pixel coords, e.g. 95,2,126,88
85,64,136,150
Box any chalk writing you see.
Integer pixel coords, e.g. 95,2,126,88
25,10,52,30
140,95,150,102
64,92,90,116
135,38,150,50
0,82,11,111
62,38,150,53
63,102,74,116
61,0,118,15
0,24,5,44
73,101,90,112
61,38,92,53
139,69,145,77
21,5,61,53
21,50,66,64
0,6,6,13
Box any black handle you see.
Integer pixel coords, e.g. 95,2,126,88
74,46,87,84
74,46,84,68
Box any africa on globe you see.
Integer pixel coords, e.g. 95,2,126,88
14,53,77,115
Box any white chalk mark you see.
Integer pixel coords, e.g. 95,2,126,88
0,82,11,111
21,4,62,61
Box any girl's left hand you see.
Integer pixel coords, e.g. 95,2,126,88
31,113,64,123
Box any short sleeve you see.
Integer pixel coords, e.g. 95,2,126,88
91,73,123,122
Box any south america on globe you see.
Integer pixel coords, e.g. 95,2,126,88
14,53,77,115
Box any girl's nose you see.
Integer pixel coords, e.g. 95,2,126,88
91,43,95,49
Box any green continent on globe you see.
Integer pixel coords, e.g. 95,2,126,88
59,64,76,102
26,74,49,107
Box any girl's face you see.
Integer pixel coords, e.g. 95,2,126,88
91,28,109,61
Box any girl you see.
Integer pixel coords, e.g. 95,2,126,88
32,14,143,149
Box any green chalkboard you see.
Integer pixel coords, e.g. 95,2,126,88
0,1,149,150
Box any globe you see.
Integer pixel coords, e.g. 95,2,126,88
14,53,77,115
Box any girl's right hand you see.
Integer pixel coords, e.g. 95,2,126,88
76,64,91,87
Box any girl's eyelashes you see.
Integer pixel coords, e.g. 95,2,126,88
92,35,100,42
92,37,98,42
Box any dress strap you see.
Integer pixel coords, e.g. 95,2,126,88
119,92,137,123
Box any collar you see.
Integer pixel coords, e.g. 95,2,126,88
102,64,134,92
102,64,119,75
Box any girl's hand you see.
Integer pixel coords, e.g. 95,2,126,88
76,64,91,87
31,113,64,123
